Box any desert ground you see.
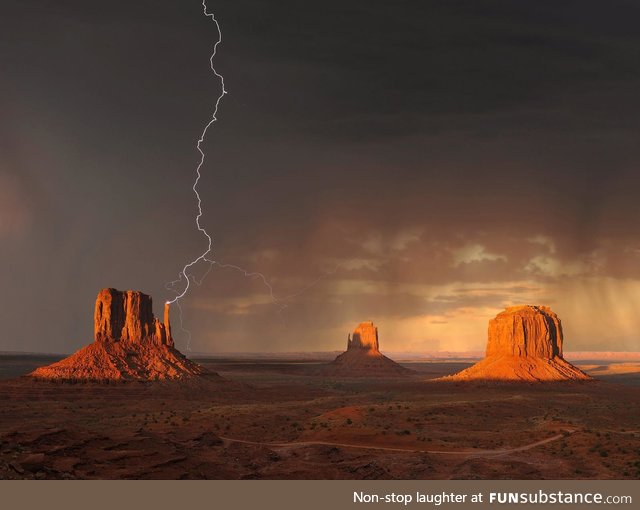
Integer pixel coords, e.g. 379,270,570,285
0,355,639,480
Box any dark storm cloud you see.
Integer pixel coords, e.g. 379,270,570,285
214,0,640,139
2,1,640,353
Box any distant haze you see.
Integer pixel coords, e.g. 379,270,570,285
2,1,640,354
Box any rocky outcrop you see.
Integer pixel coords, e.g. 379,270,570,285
347,321,380,352
30,288,206,381
446,305,591,382
93,289,173,347
327,321,412,377
486,305,563,358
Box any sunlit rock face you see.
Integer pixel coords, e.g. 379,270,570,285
30,288,205,381
93,289,173,347
447,305,591,382
487,306,563,358
329,321,412,377
347,321,380,352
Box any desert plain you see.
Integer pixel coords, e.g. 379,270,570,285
0,353,639,480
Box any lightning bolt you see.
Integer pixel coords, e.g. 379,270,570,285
166,0,224,307
165,2,341,350
212,262,341,312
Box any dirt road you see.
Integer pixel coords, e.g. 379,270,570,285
219,431,572,456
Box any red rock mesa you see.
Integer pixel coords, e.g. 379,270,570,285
30,288,205,381
328,321,412,376
447,305,591,382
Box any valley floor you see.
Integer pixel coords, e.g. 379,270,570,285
0,357,639,479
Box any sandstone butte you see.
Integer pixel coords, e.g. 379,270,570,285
30,288,206,381
328,321,412,376
446,305,591,382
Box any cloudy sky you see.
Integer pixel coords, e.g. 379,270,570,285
2,0,640,354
